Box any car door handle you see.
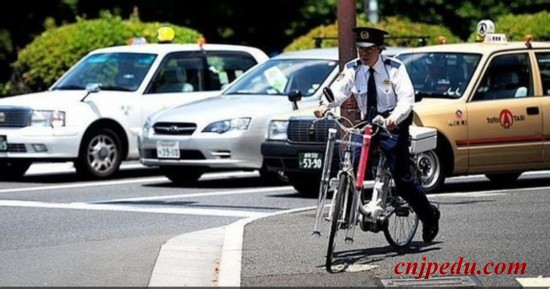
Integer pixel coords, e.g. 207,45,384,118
526,106,539,115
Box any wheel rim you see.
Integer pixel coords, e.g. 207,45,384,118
86,134,119,174
415,151,440,190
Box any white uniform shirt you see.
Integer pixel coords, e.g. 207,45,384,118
326,55,415,125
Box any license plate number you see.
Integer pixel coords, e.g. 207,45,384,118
156,141,180,159
0,135,7,152
298,152,323,170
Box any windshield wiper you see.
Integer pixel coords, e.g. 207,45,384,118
99,86,134,92
53,85,85,90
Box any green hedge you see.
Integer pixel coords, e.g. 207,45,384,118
2,11,201,96
467,11,550,42
283,17,461,52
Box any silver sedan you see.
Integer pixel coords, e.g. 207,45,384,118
138,48,340,184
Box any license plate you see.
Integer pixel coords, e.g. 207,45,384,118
0,135,7,152
298,152,323,170
156,141,180,159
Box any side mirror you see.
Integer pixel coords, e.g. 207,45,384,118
287,90,302,111
323,87,335,103
81,83,101,102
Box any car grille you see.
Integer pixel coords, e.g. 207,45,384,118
287,117,340,143
0,107,32,128
153,122,196,135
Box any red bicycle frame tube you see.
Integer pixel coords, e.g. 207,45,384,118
355,126,373,190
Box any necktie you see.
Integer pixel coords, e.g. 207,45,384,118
366,67,377,122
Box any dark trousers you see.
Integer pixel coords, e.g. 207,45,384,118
352,117,434,224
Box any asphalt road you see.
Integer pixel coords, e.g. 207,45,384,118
1,162,549,287
241,173,550,287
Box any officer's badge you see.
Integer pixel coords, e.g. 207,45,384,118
383,79,393,86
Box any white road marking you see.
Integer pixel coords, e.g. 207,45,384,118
0,177,167,194
516,276,550,287
0,199,269,218
89,186,294,204
428,191,507,198
0,171,269,195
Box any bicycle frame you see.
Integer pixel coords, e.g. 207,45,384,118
313,120,384,241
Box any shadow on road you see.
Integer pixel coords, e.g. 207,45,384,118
145,175,290,189
328,241,442,273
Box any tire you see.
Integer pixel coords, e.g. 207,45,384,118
485,173,521,187
0,160,32,179
413,150,444,194
162,167,204,186
75,128,122,179
326,173,350,273
287,173,320,198
258,163,288,185
383,165,419,247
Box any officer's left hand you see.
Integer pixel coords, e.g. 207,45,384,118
385,118,397,130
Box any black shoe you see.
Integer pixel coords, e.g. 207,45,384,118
422,204,440,243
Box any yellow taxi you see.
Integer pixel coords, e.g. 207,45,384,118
262,21,550,196
398,22,550,193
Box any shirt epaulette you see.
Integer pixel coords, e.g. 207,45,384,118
384,58,401,69
345,59,361,70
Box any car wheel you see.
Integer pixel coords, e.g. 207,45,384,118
162,167,204,186
286,173,320,198
485,173,521,186
413,149,444,194
0,160,32,179
75,128,122,179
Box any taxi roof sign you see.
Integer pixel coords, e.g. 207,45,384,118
483,33,508,44
476,20,495,37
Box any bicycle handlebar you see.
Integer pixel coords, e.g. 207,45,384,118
318,86,392,138
319,110,391,138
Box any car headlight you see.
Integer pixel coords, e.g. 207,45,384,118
31,110,66,127
202,118,251,134
142,116,153,134
267,120,288,140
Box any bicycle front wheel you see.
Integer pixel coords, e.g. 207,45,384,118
326,173,351,272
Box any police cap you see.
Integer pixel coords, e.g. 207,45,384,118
353,27,388,48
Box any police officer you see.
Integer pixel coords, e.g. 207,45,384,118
313,27,440,243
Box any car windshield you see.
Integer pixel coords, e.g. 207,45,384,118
397,52,482,99
224,58,337,97
53,52,157,92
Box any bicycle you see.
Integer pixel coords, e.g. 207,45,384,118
311,110,422,273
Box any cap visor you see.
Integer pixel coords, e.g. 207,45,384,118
356,42,375,48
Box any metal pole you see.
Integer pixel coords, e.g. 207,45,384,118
338,0,360,124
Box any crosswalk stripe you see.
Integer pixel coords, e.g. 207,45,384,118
0,200,269,218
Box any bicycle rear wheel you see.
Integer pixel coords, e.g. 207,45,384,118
383,168,419,247
326,173,351,272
